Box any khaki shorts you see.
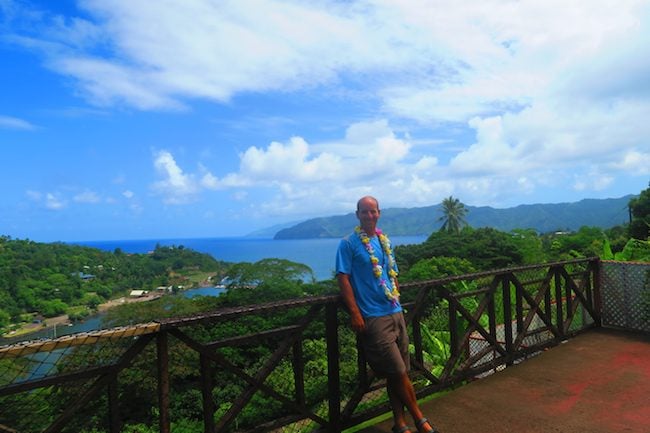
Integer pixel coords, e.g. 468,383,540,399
361,312,410,376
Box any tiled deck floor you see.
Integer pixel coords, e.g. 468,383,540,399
359,328,650,433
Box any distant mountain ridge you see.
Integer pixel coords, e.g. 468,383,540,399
273,195,634,239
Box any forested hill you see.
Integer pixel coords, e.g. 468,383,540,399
273,195,634,239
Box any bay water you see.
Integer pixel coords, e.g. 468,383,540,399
1,235,426,345
74,235,427,281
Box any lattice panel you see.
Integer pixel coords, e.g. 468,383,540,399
0,323,160,432
0,323,159,388
601,261,650,332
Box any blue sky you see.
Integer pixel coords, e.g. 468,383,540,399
1,0,649,242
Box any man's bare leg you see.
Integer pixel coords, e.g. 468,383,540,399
386,372,436,433
387,385,409,432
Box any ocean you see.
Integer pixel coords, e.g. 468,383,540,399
74,235,428,281
0,235,427,345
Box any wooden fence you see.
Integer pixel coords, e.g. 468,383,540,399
0,258,603,433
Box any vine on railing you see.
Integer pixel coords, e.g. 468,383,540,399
0,258,602,433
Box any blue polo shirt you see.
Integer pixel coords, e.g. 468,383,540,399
335,231,401,318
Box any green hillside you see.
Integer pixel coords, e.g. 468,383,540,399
274,195,634,239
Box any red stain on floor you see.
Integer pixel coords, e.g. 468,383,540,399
612,343,650,376
549,381,589,413
363,329,650,433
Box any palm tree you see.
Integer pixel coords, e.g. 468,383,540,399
438,196,468,234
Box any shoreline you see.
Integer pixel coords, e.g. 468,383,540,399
1,293,163,340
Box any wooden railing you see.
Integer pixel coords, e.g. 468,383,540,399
0,258,602,433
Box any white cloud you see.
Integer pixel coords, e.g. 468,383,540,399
610,150,650,175
16,0,390,109
145,105,644,217
0,115,35,130
449,116,516,175
573,170,614,192
226,120,415,187
9,1,650,127
151,150,200,204
153,120,446,216
447,93,650,200
122,190,134,199
11,1,650,135
239,137,343,182
19,0,642,113
414,156,438,172
200,172,220,189
25,189,67,209
9,0,650,221
26,190,42,201
73,190,100,203
53,57,183,109
45,193,66,210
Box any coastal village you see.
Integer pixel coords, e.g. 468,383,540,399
1,267,221,340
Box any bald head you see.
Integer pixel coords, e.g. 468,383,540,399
356,196,379,211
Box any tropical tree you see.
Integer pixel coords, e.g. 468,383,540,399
400,256,475,283
628,182,650,240
398,227,525,271
509,228,546,264
218,258,315,306
438,196,468,234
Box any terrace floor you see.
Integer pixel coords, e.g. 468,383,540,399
359,327,650,433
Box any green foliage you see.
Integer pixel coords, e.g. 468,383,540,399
112,419,203,433
400,256,476,283
612,238,650,262
218,258,315,306
628,183,650,240
509,228,546,264
67,308,91,322
37,299,68,317
542,226,607,261
4,184,648,432
601,239,615,260
0,309,9,328
418,322,450,377
0,386,55,431
604,225,629,253
397,227,525,271
225,258,314,287
0,237,228,332
103,295,213,327
71,256,337,433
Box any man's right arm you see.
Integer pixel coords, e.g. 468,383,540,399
337,273,365,333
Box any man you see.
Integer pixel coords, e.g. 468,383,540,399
336,196,439,433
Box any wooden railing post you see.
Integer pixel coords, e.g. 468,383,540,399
157,331,170,433
200,352,216,433
502,275,514,366
292,340,306,407
564,264,573,323
449,293,458,359
326,302,341,433
554,266,565,338
592,258,603,327
412,310,423,366
108,373,120,433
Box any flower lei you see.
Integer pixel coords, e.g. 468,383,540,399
355,226,400,305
